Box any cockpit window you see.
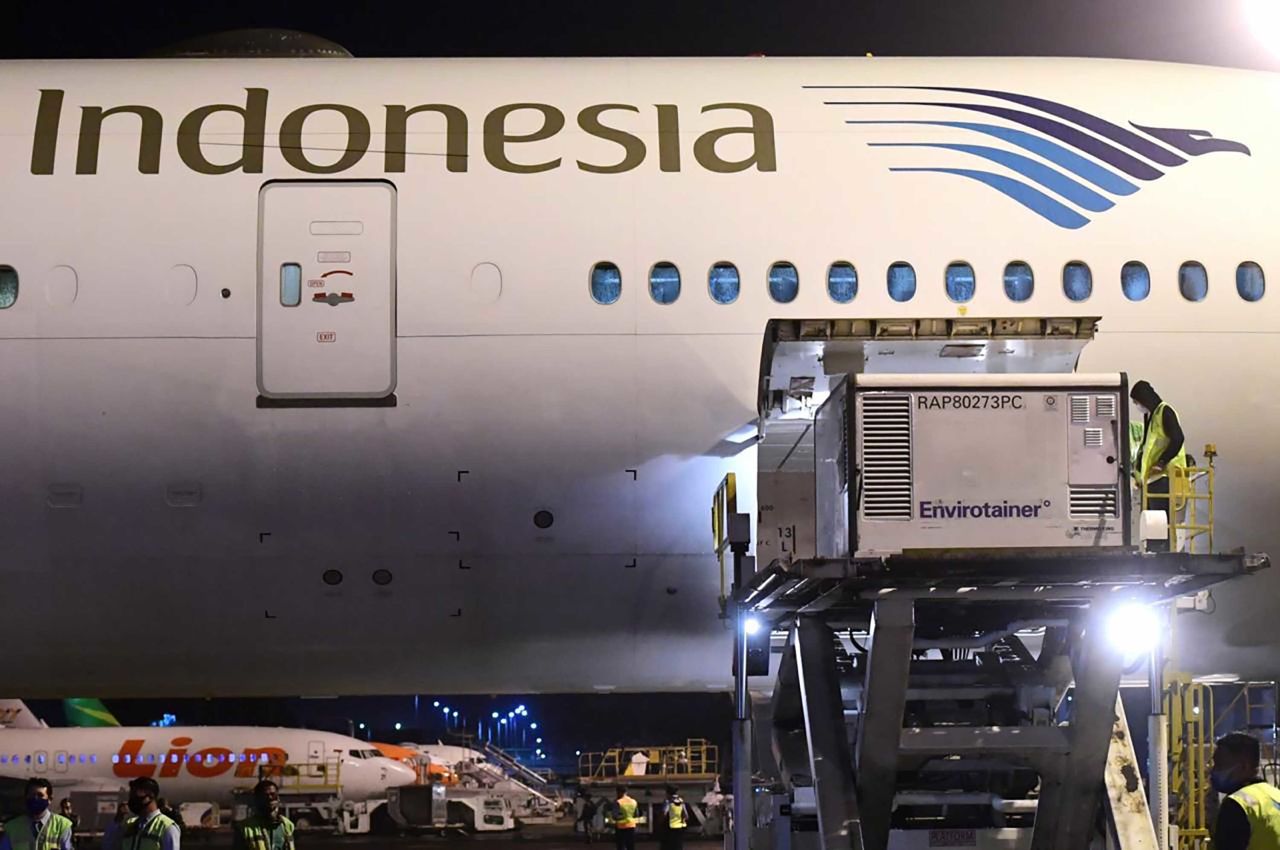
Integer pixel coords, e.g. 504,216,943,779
348,749,381,759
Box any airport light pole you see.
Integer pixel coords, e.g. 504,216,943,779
727,512,753,850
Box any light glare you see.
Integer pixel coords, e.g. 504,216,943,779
744,616,762,636
1245,0,1280,54
1105,603,1161,658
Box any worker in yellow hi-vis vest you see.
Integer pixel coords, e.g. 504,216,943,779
661,785,688,850
605,786,639,850
1212,732,1280,850
1130,380,1189,538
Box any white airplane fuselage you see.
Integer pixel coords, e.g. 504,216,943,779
0,56,1277,696
0,727,416,803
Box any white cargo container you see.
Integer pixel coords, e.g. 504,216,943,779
815,373,1131,557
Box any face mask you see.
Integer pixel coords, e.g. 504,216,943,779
25,798,50,818
127,797,149,816
1211,770,1240,795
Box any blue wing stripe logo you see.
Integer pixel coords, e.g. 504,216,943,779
870,142,1115,212
890,167,1092,230
811,86,1249,229
850,121,1139,196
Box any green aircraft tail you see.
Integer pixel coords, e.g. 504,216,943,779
63,698,121,727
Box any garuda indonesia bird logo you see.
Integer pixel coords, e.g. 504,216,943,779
809,86,1249,229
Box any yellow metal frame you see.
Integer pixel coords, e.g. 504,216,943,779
711,473,737,608
1166,679,1214,850
257,759,344,794
1140,444,1215,553
578,739,719,783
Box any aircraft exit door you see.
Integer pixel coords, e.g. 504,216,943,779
257,181,397,400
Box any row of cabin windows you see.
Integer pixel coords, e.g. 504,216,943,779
0,751,279,766
588,261,1268,305
0,261,1266,310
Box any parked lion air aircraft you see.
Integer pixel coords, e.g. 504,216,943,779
0,43,1277,697
0,701,415,803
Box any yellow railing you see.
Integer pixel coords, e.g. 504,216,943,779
1141,444,1216,553
579,739,719,782
258,759,343,794
1167,680,1213,850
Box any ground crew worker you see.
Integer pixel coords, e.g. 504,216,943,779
57,800,78,850
607,786,639,850
1212,732,1280,850
0,778,73,850
1130,380,1188,535
574,788,598,844
106,777,180,850
661,785,688,850
233,780,295,850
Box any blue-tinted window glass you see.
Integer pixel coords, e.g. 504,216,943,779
279,263,302,307
1238,262,1265,302
37,754,45,765
1063,261,1092,302
1003,261,1034,302
589,262,621,305
768,262,799,303
649,262,681,304
0,267,16,309
1179,262,1208,302
57,753,65,765
709,262,740,304
945,262,975,302
1122,261,1150,301
887,262,916,302
827,262,857,303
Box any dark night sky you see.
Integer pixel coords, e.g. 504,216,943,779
5,0,1278,70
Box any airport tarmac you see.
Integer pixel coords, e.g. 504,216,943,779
170,835,720,848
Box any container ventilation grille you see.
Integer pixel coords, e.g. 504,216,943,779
1096,395,1117,418
1070,395,1091,424
1070,486,1119,518
860,394,913,520
1084,428,1105,448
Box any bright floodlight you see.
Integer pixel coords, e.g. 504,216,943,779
744,616,762,636
452,710,459,717
530,723,538,729
500,718,507,725
395,722,402,731
517,705,526,712
432,701,440,708
492,712,500,719
1245,0,1280,53
1105,603,1161,657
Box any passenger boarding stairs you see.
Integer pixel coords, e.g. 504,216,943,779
455,742,560,820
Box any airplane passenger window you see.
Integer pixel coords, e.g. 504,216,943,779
887,262,916,302
1179,262,1208,302
1122,262,1151,301
1238,262,1265,302
589,262,621,305
945,262,976,303
709,262,740,304
768,262,799,303
827,262,857,303
0,267,17,309
1063,262,1092,302
649,262,681,305
1003,262,1034,302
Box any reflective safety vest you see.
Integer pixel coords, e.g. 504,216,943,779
1229,782,1280,850
610,796,639,829
667,801,687,829
236,814,296,850
1135,402,1189,496
3,814,74,850
120,813,178,850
